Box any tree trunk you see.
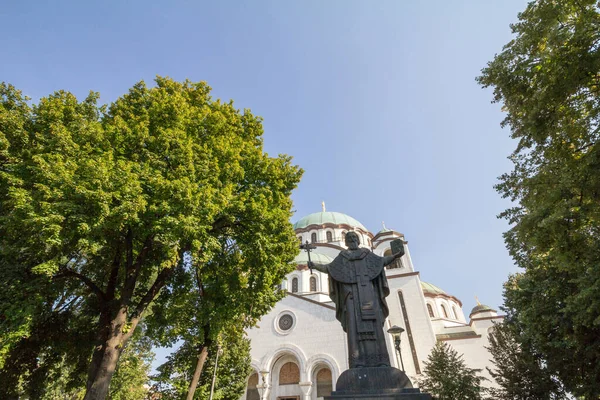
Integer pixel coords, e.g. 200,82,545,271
84,308,131,400
83,341,122,400
185,343,211,400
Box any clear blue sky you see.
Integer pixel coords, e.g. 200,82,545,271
2,0,528,361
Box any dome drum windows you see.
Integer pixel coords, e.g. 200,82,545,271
291,277,298,293
441,304,449,319
311,232,317,243
427,303,435,318
310,276,317,292
326,231,333,242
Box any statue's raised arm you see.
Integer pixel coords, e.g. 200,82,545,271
382,239,405,266
307,260,328,273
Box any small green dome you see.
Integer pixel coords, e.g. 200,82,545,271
293,252,334,266
421,281,447,295
470,304,496,315
293,211,367,231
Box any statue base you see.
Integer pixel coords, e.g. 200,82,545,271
325,367,432,400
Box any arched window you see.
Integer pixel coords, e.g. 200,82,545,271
246,373,260,400
326,231,333,242
310,276,317,292
452,306,458,320
441,304,449,319
427,303,435,318
279,362,300,385
316,368,333,397
341,231,346,242
292,277,298,293
311,233,317,243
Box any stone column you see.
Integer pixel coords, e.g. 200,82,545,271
257,370,270,400
299,381,312,400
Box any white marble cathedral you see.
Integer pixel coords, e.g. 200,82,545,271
242,208,502,400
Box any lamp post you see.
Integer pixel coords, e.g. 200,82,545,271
387,325,405,371
256,370,269,400
256,383,266,400
208,344,222,400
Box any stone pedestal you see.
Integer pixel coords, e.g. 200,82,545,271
325,367,432,400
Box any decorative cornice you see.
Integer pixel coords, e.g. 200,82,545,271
372,230,405,240
423,292,463,307
469,308,498,318
373,237,408,247
386,271,420,279
469,315,504,325
294,223,373,238
312,242,345,251
436,331,482,341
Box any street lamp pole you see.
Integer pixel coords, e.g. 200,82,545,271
208,344,222,400
256,371,269,400
387,325,405,372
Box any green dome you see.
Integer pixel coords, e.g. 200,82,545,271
293,252,334,266
421,281,447,295
470,304,496,315
293,211,367,231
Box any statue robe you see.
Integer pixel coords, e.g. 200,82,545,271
324,248,391,368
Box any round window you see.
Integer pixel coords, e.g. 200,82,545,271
279,314,294,331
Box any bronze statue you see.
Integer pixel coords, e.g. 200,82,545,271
308,231,404,368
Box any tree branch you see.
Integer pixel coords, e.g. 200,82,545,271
106,242,122,301
55,269,106,302
122,233,154,303
133,263,175,319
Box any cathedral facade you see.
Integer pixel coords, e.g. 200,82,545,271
243,210,502,400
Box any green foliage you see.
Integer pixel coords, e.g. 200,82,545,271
0,78,302,397
477,1,600,397
486,322,568,399
153,325,252,400
109,330,155,400
418,341,486,400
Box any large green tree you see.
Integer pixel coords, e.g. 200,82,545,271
0,78,302,400
146,227,290,400
418,341,486,400
152,324,252,400
477,0,600,397
486,322,568,399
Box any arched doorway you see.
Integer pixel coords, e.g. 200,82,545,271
271,354,302,400
246,372,260,400
312,365,333,399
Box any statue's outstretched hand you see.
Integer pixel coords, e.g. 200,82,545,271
307,261,314,268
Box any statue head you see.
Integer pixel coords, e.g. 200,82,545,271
345,231,360,250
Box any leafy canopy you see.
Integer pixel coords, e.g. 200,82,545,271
418,341,486,400
477,0,600,397
0,77,302,397
152,324,252,400
486,322,568,400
